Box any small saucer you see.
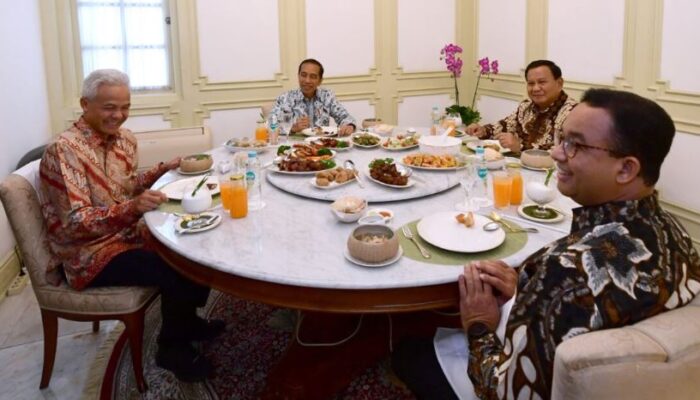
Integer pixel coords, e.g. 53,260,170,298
177,167,213,176
343,247,403,268
517,204,564,223
174,212,222,234
364,208,394,224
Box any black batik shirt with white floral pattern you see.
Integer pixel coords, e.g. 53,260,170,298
468,193,700,399
271,87,356,128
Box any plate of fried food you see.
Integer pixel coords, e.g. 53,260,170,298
381,134,420,151
365,158,415,188
401,153,467,170
310,167,357,189
224,138,271,153
270,158,337,175
288,144,337,161
304,136,353,151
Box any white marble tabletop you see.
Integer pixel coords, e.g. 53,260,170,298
144,133,578,291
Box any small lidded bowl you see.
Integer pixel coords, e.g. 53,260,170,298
347,224,399,263
180,153,213,173
521,149,554,169
331,196,367,223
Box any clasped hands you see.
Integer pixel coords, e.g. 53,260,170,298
459,260,518,334
291,116,354,136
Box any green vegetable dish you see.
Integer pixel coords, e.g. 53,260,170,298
277,145,291,155
353,133,380,146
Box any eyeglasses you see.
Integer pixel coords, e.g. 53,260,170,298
561,136,625,159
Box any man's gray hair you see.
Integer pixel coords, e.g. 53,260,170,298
81,69,130,100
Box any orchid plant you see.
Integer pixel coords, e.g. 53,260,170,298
440,43,500,126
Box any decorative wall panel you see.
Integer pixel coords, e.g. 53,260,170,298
398,94,452,127
124,115,172,132
476,95,520,125
204,108,261,145
547,0,624,84
306,0,374,76
478,0,526,73
398,0,455,72
196,0,280,82
660,0,700,93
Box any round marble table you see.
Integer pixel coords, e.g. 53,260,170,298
144,137,577,398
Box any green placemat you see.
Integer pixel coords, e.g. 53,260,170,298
399,219,528,265
158,195,222,214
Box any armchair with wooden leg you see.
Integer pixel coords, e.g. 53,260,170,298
0,160,158,393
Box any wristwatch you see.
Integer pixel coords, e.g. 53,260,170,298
467,322,491,339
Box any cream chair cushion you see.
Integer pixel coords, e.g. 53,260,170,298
552,294,700,399
0,163,157,315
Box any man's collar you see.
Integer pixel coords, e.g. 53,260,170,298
74,116,118,147
571,191,660,231
531,91,568,113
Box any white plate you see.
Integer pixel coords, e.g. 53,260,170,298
269,164,336,175
158,176,220,200
466,140,509,154
301,126,337,137
343,247,403,268
290,148,337,160
309,176,356,190
174,212,222,234
416,212,506,253
176,167,213,176
399,161,467,171
381,142,419,151
303,136,353,151
223,140,272,153
351,132,382,148
517,204,564,223
365,172,415,189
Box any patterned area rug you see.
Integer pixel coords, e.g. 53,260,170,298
103,291,415,399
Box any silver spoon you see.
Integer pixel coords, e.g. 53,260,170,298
343,160,365,188
483,221,501,232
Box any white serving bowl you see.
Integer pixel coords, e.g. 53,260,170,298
418,135,462,155
330,196,367,223
181,186,213,214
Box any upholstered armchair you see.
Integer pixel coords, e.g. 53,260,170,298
0,160,158,392
552,294,700,399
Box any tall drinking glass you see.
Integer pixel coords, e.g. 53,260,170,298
455,161,479,212
279,111,293,142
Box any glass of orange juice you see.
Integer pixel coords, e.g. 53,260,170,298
228,175,248,218
255,121,268,142
492,171,512,209
508,166,523,205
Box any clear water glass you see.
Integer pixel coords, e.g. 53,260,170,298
455,162,479,212
279,111,293,140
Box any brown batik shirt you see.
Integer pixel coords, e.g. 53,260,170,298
468,193,700,399
483,92,577,151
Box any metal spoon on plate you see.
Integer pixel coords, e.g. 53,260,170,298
343,160,365,188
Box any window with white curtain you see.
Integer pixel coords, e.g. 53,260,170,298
76,0,172,92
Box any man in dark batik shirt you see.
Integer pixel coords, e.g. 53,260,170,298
466,60,577,154
394,89,700,399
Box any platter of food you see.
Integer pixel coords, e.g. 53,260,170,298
352,132,382,148
466,139,508,154
224,138,271,153
381,134,420,151
365,158,415,189
301,126,337,137
309,167,357,189
304,136,352,151
401,153,466,170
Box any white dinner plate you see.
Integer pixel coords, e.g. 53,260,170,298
466,139,509,154
158,176,220,200
269,165,336,175
343,247,403,268
365,172,415,189
309,176,356,190
351,132,382,148
399,161,468,171
176,167,213,176
381,142,419,151
223,140,272,153
301,126,337,137
416,212,506,253
304,136,353,151
174,212,222,234
517,204,565,223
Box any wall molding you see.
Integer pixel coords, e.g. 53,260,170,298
660,199,700,251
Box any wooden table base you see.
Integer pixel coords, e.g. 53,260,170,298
260,311,461,400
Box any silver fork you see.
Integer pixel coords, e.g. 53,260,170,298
402,225,431,259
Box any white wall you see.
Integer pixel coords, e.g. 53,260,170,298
0,0,52,257
398,0,455,72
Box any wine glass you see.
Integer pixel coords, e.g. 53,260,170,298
455,160,479,212
526,180,557,218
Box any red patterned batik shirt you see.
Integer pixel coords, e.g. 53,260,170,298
39,117,166,290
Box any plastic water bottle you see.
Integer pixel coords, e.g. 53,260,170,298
246,151,264,210
474,145,493,207
430,106,441,135
268,114,279,145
